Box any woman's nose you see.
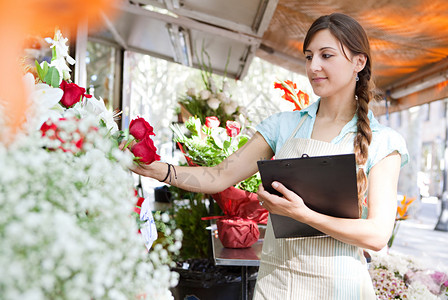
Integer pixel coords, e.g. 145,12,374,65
308,57,322,72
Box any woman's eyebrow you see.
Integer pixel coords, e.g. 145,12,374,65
304,46,337,53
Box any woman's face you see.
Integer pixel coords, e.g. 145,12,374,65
304,29,361,99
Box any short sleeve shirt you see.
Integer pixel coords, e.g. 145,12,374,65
256,99,409,174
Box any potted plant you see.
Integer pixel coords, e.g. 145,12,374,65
167,114,264,299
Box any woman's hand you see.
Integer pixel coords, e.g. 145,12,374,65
256,181,311,221
119,139,162,178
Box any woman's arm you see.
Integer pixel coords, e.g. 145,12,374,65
257,151,401,251
131,132,274,194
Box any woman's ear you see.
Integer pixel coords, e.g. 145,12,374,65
354,54,367,72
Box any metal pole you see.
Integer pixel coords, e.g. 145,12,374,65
435,100,448,231
241,266,248,300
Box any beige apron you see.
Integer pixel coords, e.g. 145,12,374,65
253,116,376,300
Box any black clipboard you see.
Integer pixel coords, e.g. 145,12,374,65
257,153,359,238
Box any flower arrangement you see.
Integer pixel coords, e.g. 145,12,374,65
172,116,244,164
388,195,415,248
0,30,179,299
369,252,448,299
178,67,244,124
171,115,261,192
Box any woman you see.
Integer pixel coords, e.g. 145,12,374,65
131,13,408,299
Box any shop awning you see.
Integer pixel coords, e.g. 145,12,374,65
92,0,448,113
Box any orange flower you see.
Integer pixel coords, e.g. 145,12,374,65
274,80,310,111
396,195,415,220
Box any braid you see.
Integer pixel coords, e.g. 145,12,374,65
354,66,373,216
303,13,375,216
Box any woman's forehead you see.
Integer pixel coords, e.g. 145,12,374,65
305,29,342,52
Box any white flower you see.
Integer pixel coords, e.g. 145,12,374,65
23,73,64,131
223,100,238,115
208,77,217,94
83,96,119,134
217,92,230,104
161,213,170,223
49,30,76,82
0,111,179,299
173,229,183,240
207,97,220,110
0,31,179,299
199,89,211,100
51,30,76,65
186,87,196,97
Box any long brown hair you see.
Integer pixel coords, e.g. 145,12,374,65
303,13,373,215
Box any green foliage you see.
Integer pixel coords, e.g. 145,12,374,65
169,187,211,260
44,67,60,88
35,60,49,82
235,173,262,193
35,59,60,88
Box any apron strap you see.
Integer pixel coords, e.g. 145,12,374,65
285,115,308,143
340,131,355,145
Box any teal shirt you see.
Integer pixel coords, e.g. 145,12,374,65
256,99,409,175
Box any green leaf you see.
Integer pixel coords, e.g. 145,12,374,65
35,60,49,82
43,62,49,78
237,136,249,149
223,140,231,150
44,67,60,88
51,46,57,61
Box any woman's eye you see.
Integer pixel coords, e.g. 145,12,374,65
322,54,333,59
305,55,313,61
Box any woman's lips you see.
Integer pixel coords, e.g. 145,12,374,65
312,77,327,83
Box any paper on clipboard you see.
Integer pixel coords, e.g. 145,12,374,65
257,154,359,238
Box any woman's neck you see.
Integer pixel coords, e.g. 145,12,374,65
317,95,357,122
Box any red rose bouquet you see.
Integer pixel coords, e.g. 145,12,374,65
120,116,161,165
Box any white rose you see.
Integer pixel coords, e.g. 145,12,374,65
224,101,238,115
208,77,217,94
186,87,196,97
217,92,230,104
207,98,220,110
199,90,211,100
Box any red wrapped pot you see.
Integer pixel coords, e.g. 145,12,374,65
217,218,260,248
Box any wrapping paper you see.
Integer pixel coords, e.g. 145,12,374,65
217,217,260,248
211,187,268,248
211,186,268,225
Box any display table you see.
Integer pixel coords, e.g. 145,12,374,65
210,224,265,300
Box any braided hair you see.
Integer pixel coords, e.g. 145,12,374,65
303,13,373,216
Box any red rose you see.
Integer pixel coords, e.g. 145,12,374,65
134,196,145,215
205,116,220,128
226,120,241,137
59,80,92,108
131,136,161,164
129,117,155,140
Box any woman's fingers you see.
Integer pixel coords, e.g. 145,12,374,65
271,181,294,199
